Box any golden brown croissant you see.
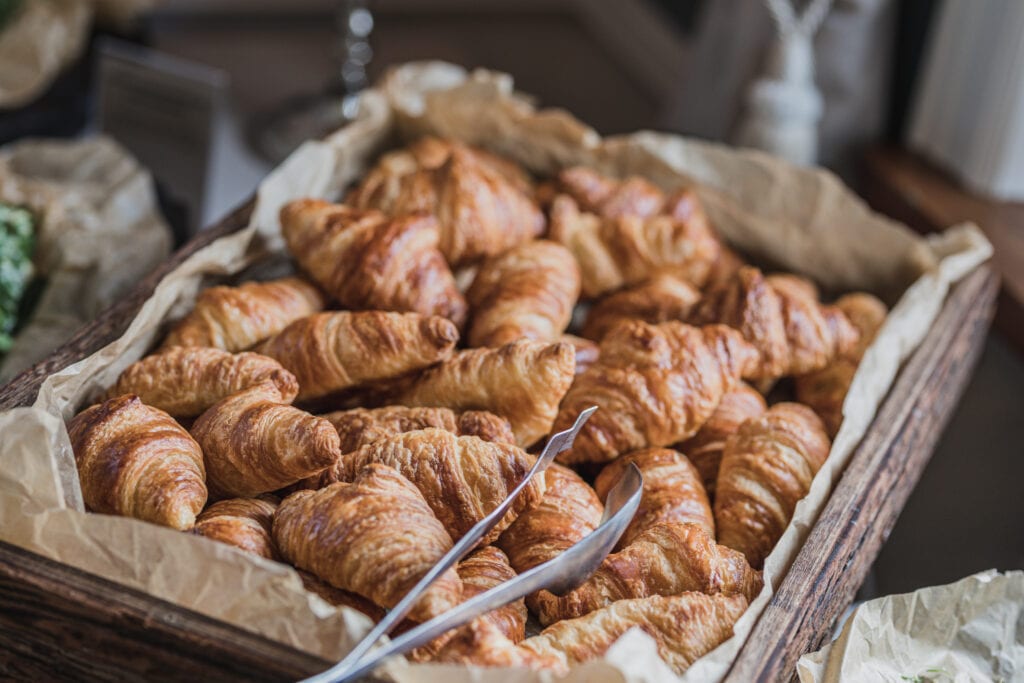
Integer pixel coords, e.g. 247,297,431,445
465,240,580,347
255,311,458,402
280,199,467,325
191,381,341,498
497,464,604,574
554,321,760,466
555,166,671,219
703,244,747,292
562,334,599,375
297,569,387,622
676,382,767,496
531,522,762,625
520,593,748,675
594,448,713,546
349,137,534,208
352,145,544,266
67,395,207,530
107,347,299,418
426,619,566,671
794,293,888,436
193,495,279,559
160,277,326,352
397,339,576,448
273,463,462,622
410,546,528,663
692,266,860,380
581,273,702,341
343,429,545,544
715,402,831,568
549,191,720,297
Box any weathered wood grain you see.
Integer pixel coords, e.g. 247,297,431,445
722,264,999,683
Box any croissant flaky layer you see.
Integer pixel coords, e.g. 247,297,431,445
715,402,831,568
554,321,759,465
161,276,326,352
343,429,544,544
67,395,207,530
594,448,714,546
397,339,576,448
556,166,672,220
466,239,581,347
532,522,762,626
273,464,461,622
193,495,279,560
108,347,299,418
191,381,341,498
581,272,702,341
255,311,458,402
280,199,467,325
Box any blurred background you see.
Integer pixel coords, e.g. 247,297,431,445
0,0,1022,597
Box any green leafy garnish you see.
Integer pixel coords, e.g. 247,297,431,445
0,203,35,353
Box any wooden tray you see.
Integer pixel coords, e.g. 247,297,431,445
0,199,999,682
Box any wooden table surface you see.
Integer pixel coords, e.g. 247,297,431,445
0,197,999,682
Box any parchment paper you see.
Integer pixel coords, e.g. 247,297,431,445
0,136,172,380
797,571,1024,682
0,62,994,682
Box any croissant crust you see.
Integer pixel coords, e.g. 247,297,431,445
193,496,279,559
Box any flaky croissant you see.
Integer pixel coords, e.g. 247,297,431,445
191,381,341,498
549,191,720,297
676,382,767,496
273,463,462,622
554,321,760,465
497,463,604,574
255,311,458,402
280,199,467,325
193,495,279,559
348,137,534,208
160,277,326,352
352,145,544,266
581,273,702,341
555,166,672,219
795,292,888,436
562,334,599,375
520,593,748,675
426,619,565,671
397,339,576,448
692,266,859,380
715,402,831,568
703,244,747,292
531,522,761,626
594,448,713,546
107,347,298,418
67,395,207,530
465,240,580,347
343,429,544,544
297,569,386,623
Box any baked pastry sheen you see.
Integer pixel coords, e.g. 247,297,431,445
193,495,279,559
581,272,702,341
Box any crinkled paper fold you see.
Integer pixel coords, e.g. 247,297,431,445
0,62,993,682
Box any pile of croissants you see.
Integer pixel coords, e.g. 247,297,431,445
66,137,888,676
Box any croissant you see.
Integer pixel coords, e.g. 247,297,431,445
531,522,762,626
410,546,527,663
715,402,831,568
107,347,298,418
555,166,672,219
562,334,599,375
273,463,462,622
581,273,701,341
426,619,566,671
497,463,604,574
191,381,341,498
297,569,387,622
795,293,888,436
676,383,767,496
67,395,207,530
397,339,576,448
691,266,860,380
520,593,748,675
160,277,326,352
298,406,516,490
703,244,747,291
352,145,544,266
349,137,534,208
554,321,759,465
280,199,467,326
255,311,458,402
465,240,580,347
594,448,713,546
343,429,545,544
193,496,279,559
549,191,720,297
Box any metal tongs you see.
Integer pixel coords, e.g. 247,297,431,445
302,406,643,683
